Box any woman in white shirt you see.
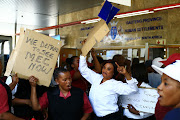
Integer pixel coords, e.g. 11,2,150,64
79,55,138,120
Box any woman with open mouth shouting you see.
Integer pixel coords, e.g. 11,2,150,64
152,59,180,120
29,68,93,120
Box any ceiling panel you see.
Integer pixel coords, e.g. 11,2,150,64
0,0,103,35
0,0,103,25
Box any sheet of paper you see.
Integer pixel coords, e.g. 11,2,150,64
133,49,138,58
128,49,132,58
120,88,159,113
98,0,120,24
108,0,131,6
118,49,123,54
140,48,146,57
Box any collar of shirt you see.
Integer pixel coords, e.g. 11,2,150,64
59,91,71,99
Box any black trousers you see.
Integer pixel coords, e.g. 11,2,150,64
93,107,124,120
123,115,156,120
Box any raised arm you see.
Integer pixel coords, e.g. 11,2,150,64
114,62,138,95
8,74,19,91
116,62,131,80
79,40,102,84
91,48,101,73
79,55,102,84
29,76,41,111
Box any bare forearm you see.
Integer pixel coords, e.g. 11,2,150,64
81,113,91,120
30,86,41,111
8,82,17,91
12,98,31,106
124,72,131,80
0,112,24,120
92,56,101,73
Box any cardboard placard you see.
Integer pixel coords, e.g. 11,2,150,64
5,29,62,87
119,88,159,113
81,19,109,56
5,28,25,76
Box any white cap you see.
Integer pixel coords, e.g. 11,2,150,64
152,57,164,68
152,60,180,82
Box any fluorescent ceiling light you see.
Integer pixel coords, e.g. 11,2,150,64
34,30,43,32
154,5,180,11
85,21,99,24
80,4,179,24
81,18,101,24
116,11,154,18
115,10,150,18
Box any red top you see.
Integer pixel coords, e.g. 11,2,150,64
70,70,88,92
155,100,173,120
0,84,9,113
39,91,93,113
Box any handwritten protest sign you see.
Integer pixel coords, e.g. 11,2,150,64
5,28,25,76
5,29,62,87
119,88,159,113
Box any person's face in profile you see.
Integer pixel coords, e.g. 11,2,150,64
158,74,180,108
102,63,114,80
71,57,79,70
56,71,72,92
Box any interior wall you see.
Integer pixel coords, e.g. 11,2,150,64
57,0,180,50
60,48,81,67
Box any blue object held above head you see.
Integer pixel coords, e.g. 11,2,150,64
98,0,120,24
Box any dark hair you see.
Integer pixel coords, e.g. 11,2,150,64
53,67,69,80
131,63,149,83
66,58,71,64
66,56,78,70
102,60,118,79
132,58,139,65
144,60,152,68
112,54,125,66
70,56,78,64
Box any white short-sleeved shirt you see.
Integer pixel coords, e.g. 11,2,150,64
79,55,138,117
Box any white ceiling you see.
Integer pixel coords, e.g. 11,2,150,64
0,0,103,35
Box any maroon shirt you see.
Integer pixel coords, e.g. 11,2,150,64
155,100,173,120
0,84,9,113
70,70,88,92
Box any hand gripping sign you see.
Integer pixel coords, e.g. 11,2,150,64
5,28,62,87
81,0,119,56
